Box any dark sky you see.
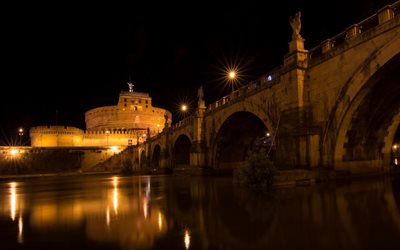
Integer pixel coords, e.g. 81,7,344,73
0,0,395,143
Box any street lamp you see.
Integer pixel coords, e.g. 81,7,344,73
179,104,190,120
181,104,188,112
227,70,237,92
18,128,24,146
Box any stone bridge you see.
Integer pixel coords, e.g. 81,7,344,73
134,3,400,173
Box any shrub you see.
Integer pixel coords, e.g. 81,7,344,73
239,149,277,188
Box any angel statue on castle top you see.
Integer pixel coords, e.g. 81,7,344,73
127,82,134,92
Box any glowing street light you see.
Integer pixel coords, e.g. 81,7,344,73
18,128,24,146
227,70,237,92
181,104,188,112
228,70,236,79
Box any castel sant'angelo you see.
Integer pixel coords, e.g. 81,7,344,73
29,83,172,147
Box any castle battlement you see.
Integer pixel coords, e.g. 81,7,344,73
30,87,171,147
30,126,84,135
84,129,147,135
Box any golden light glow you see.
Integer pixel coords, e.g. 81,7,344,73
143,197,148,219
10,182,17,221
184,229,191,249
19,128,24,133
225,68,241,92
393,144,398,149
10,149,19,157
228,70,236,79
112,177,119,215
18,215,23,243
215,51,249,94
106,206,110,227
181,104,188,112
158,211,163,231
110,146,120,153
266,132,270,137
395,158,398,165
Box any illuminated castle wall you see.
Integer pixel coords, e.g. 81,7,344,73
30,89,172,147
85,91,167,132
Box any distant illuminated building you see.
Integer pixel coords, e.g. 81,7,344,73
30,84,172,147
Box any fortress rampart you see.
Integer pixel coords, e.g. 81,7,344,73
30,89,172,147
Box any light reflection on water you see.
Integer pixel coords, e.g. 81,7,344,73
9,182,17,221
0,174,399,249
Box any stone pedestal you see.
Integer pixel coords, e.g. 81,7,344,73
284,37,308,69
289,36,305,52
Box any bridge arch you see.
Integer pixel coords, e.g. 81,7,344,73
213,111,273,169
213,101,275,136
333,51,400,170
173,134,192,167
151,144,161,168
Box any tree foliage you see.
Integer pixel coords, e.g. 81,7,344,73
239,149,277,188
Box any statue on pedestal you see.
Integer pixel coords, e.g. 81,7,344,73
127,82,134,92
289,11,302,39
197,85,204,102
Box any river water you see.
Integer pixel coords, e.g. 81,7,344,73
0,174,399,250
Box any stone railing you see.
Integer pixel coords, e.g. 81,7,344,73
309,1,399,62
206,66,282,113
171,115,194,130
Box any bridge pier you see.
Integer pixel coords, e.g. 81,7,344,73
189,97,208,168
276,107,320,169
190,142,206,167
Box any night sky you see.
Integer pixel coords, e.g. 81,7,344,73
0,0,395,144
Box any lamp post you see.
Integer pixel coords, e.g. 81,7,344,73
181,104,188,112
180,104,189,120
18,128,24,146
228,70,236,92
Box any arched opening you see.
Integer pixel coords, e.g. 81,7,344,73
214,111,272,169
173,134,191,167
152,144,161,168
140,150,146,168
335,53,400,169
